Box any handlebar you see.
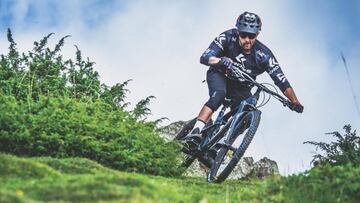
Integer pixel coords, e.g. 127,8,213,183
252,81,292,108
227,63,298,112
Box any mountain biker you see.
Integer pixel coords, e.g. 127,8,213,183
185,11,304,141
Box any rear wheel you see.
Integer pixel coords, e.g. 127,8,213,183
174,118,197,141
175,118,214,169
173,118,197,168
182,154,196,168
208,110,261,183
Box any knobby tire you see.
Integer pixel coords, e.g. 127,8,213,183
208,110,261,183
174,118,197,168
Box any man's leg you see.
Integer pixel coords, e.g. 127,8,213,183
197,105,213,123
186,69,226,138
189,105,213,136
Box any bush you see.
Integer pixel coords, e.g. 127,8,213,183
0,29,184,177
0,95,184,176
266,164,360,203
304,124,360,167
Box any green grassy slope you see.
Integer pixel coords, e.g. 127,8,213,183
2,153,360,203
0,153,268,203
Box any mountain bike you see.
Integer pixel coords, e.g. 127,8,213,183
175,65,303,183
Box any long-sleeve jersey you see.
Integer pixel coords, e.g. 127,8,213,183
200,28,291,92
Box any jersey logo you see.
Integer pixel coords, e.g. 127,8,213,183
234,54,252,74
235,53,246,64
214,33,226,50
268,57,280,74
217,33,226,44
276,73,287,83
256,50,266,58
269,57,279,68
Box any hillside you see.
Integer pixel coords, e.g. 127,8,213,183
2,153,360,203
0,153,269,203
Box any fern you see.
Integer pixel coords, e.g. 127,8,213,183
33,33,54,53
52,35,71,56
132,96,156,120
7,28,20,70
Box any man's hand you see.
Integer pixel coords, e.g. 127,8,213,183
218,57,233,70
290,101,304,113
283,88,303,113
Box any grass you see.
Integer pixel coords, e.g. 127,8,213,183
2,153,360,203
0,153,269,203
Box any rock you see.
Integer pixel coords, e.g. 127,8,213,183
183,159,207,177
228,157,254,179
250,157,279,179
159,120,280,180
159,121,188,141
182,156,278,180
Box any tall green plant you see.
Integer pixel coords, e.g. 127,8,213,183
304,124,360,166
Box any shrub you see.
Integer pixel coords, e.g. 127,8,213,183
266,164,360,202
0,29,184,176
0,95,184,176
304,124,360,167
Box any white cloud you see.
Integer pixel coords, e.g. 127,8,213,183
10,0,30,25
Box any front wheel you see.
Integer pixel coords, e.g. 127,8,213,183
208,110,261,183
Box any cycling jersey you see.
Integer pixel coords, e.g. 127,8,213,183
200,28,291,92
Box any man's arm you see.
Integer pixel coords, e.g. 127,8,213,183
200,31,230,66
207,56,221,65
200,47,223,66
283,87,300,104
264,55,304,112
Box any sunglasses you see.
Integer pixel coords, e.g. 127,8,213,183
239,32,257,39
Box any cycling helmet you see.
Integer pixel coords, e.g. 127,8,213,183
236,12,262,34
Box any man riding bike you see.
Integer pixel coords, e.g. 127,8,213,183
184,11,304,142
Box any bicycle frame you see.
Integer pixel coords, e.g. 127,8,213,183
198,87,261,155
186,66,294,165
178,65,300,182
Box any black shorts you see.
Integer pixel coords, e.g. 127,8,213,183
205,68,252,111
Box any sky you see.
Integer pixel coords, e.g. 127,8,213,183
1,0,359,175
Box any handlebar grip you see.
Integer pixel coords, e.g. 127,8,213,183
287,101,304,113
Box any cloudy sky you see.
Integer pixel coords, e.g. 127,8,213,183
1,0,359,175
